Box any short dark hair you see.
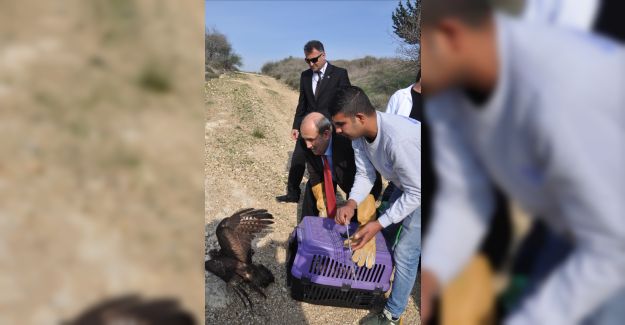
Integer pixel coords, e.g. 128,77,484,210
316,116,333,134
330,86,376,117
304,40,324,53
423,0,492,26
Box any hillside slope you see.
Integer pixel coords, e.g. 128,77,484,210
205,72,420,324
261,56,416,109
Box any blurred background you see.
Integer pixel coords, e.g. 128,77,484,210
0,0,204,323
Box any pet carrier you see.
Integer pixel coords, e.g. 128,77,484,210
286,216,394,309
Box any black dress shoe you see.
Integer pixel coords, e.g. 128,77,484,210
276,194,299,203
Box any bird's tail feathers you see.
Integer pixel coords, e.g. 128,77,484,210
252,263,274,289
208,249,221,259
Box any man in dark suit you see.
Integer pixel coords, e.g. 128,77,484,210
276,40,351,203
299,112,382,268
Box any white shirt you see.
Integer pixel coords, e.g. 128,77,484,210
423,14,625,325
523,0,600,31
312,62,328,95
385,84,415,117
349,112,421,228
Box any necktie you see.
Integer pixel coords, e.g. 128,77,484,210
321,155,336,218
314,71,323,98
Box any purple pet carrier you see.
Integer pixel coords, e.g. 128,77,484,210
286,216,394,309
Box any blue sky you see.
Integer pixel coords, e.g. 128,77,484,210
206,0,403,72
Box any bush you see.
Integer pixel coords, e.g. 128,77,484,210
261,56,307,90
206,28,242,79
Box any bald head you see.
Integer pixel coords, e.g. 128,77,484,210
301,112,332,135
300,112,333,155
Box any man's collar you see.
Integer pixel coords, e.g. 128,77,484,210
323,134,333,156
319,62,328,75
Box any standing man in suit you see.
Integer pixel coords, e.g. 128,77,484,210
276,40,351,203
299,112,382,268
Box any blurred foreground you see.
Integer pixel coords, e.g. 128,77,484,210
0,1,204,323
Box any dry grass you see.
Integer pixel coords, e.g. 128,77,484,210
0,1,204,323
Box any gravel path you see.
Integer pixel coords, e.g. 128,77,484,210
205,72,420,325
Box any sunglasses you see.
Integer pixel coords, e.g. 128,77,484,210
305,53,324,64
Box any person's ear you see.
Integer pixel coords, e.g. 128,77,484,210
438,18,464,52
355,113,367,124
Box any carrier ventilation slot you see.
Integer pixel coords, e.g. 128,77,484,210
310,254,386,282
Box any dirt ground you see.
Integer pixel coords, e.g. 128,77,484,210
205,72,421,324
0,1,204,323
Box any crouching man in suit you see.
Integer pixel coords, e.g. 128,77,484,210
276,40,351,203
299,112,382,269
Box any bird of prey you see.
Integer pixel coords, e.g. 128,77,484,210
205,208,275,309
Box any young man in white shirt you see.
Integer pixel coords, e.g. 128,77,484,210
419,1,625,324
330,86,421,325
517,1,625,324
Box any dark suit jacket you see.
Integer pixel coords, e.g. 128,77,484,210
302,133,382,200
292,63,351,130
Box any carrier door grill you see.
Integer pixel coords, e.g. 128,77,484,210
305,285,367,304
295,277,384,309
309,254,386,282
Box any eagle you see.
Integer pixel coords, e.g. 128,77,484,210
205,208,275,309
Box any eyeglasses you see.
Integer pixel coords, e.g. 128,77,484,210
305,53,324,64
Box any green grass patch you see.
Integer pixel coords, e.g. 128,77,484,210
251,128,265,139
138,65,172,93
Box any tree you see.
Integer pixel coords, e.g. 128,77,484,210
391,0,420,67
205,28,242,79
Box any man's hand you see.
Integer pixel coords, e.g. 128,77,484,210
291,129,299,141
335,199,357,225
350,225,376,268
420,268,440,324
350,220,383,250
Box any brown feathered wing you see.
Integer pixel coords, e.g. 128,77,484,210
215,208,274,264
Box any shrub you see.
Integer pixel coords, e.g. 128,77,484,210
261,56,416,109
205,28,242,79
